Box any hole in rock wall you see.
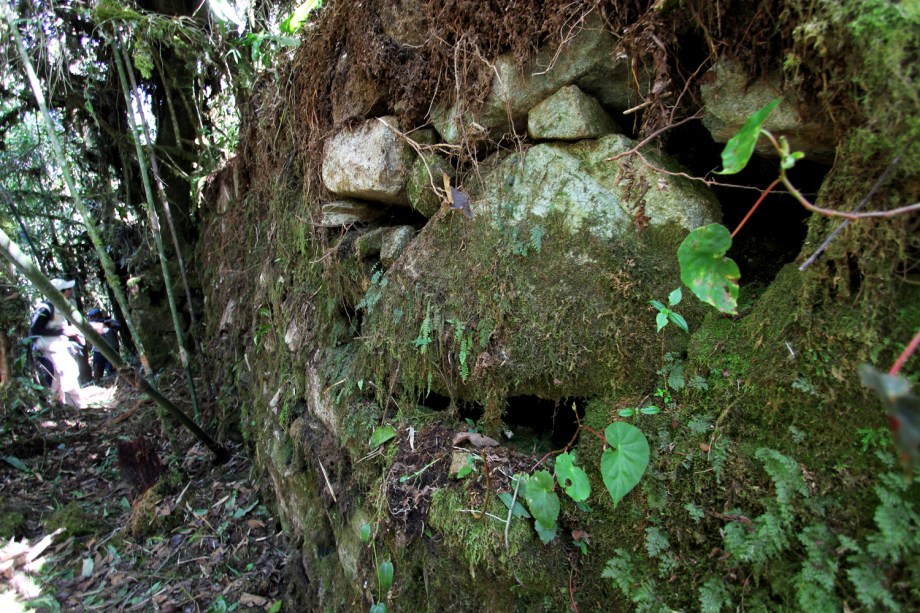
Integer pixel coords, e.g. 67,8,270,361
418,391,454,412
667,119,830,285
502,396,585,455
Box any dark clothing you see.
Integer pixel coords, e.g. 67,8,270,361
89,317,120,381
30,301,61,337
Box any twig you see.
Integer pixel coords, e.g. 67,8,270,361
569,566,579,613
471,450,490,520
760,131,920,222
889,330,920,376
606,112,704,162
731,178,780,239
316,457,338,503
799,140,912,271
783,177,920,221
630,150,776,193
504,473,523,553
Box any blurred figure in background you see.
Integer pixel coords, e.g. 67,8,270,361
29,278,84,405
87,307,120,383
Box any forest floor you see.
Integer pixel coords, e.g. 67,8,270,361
0,372,286,612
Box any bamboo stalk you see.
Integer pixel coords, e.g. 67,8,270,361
109,29,202,421
117,32,215,402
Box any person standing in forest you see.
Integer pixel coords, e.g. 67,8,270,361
29,278,84,405
87,307,119,382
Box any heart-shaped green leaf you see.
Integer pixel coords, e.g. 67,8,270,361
716,97,782,174
369,425,397,449
523,470,560,542
370,603,387,613
655,311,668,332
554,452,591,502
678,224,740,314
600,423,650,507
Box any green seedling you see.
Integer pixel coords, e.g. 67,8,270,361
650,289,689,334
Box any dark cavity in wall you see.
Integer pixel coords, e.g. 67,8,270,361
502,396,585,455
667,119,830,285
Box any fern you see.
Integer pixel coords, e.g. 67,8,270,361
684,502,705,523
794,525,839,611
413,304,432,353
755,448,807,523
866,473,920,563
458,335,471,382
645,526,670,559
529,224,545,253
847,563,899,610
699,576,732,613
722,507,790,571
602,549,664,611
601,549,635,596
356,269,387,313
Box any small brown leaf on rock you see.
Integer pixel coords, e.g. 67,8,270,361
699,442,711,452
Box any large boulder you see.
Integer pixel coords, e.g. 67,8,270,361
701,59,836,162
322,116,416,205
528,85,619,140
479,134,721,239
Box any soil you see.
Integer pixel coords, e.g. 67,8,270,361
0,375,287,612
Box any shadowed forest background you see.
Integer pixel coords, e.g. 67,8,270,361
1,0,919,611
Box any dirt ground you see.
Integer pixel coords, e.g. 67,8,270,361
0,374,286,612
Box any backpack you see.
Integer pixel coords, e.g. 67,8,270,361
29,300,54,334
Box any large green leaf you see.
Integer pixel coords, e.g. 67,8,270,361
369,425,397,449
554,452,591,502
678,224,740,314
523,470,560,543
600,423,650,507
716,97,782,174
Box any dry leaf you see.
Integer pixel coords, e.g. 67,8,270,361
452,432,499,448
699,442,711,452
240,593,269,607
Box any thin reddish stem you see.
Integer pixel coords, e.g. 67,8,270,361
732,178,780,239
890,330,920,376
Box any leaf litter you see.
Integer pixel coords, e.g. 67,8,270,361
0,372,286,611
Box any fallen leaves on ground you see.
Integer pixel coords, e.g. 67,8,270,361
0,377,287,612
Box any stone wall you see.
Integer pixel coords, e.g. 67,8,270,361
199,2,920,610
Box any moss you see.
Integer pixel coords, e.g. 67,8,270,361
44,501,100,538
357,203,701,430
0,511,25,538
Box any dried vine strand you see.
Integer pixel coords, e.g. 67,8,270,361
799,139,913,271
